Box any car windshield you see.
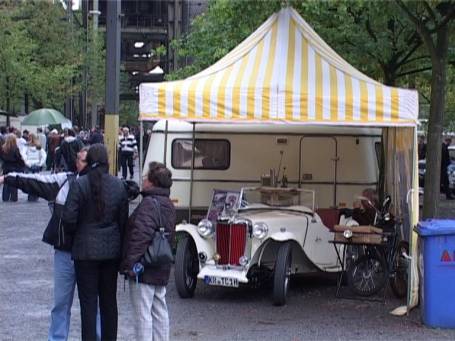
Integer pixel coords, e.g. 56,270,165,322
240,187,315,211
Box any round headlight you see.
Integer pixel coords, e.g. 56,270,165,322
197,219,214,238
252,222,269,239
239,256,249,266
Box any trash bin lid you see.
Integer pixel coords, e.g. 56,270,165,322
416,219,455,237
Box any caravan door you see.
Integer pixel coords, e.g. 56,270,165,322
299,137,337,208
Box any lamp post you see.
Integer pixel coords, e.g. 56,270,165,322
89,0,100,129
104,0,121,175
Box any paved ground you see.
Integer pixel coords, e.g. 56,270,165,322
0,183,454,340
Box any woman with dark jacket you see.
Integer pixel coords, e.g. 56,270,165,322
63,144,128,341
120,162,176,341
0,134,25,201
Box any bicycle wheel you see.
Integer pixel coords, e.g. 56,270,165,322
390,241,409,299
347,253,388,297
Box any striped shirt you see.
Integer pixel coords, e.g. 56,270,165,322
119,134,138,153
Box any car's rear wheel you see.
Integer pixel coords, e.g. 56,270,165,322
175,235,199,298
273,242,292,306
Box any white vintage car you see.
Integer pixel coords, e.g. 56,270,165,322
174,187,352,305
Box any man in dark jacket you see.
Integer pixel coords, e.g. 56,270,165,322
57,129,84,172
46,129,62,171
120,161,176,341
88,127,104,145
0,147,96,341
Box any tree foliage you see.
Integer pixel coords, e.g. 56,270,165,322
15,1,81,109
170,0,428,87
396,0,455,218
0,1,35,111
0,0,105,116
293,0,429,86
85,28,106,105
168,0,281,80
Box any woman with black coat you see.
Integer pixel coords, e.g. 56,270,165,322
120,162,176,341
63,144,129,341
0,134,25,201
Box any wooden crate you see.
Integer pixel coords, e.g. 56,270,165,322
334,232,385,245
333,225,383,234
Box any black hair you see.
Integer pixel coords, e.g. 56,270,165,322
147,162,172,188
0,126,6,134
124,180,140,201
86,144,109,219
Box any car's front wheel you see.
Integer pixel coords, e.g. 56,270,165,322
273,242,292,306
175,235,199,298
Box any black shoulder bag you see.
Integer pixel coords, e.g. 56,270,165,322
141,198,174,267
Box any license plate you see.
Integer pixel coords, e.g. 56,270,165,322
204,275,239,288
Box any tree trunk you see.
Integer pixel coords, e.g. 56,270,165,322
422,27,449,219
383,66,397,86
24,93,29,114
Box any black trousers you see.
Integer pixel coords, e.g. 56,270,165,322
27,166,41,201
74,259,119,341
2,183,18,201
2,170,18,202
120,151,134,179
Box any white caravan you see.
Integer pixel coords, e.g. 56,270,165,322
143,119,382,224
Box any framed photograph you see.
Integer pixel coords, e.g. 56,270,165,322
207,189,241,222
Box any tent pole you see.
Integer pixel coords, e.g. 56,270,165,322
188,122,196,223
163,120,169,166
139,120,144,189
407,126,419,311
333,137,338,208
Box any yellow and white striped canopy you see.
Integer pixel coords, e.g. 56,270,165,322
139,7,418,126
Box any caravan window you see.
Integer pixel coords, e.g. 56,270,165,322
171,139,230,170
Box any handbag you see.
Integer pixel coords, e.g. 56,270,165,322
141,198,174,267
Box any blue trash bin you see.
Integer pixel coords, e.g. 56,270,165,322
416,220,455,328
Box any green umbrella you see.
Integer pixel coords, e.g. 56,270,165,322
21,108,69,126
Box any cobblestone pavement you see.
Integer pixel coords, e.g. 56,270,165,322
0,182,454,340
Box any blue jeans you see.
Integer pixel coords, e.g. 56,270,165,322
48,250,101,341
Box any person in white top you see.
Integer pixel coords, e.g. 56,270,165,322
21,133,47,201
37,127,47,152
15,130,27,152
